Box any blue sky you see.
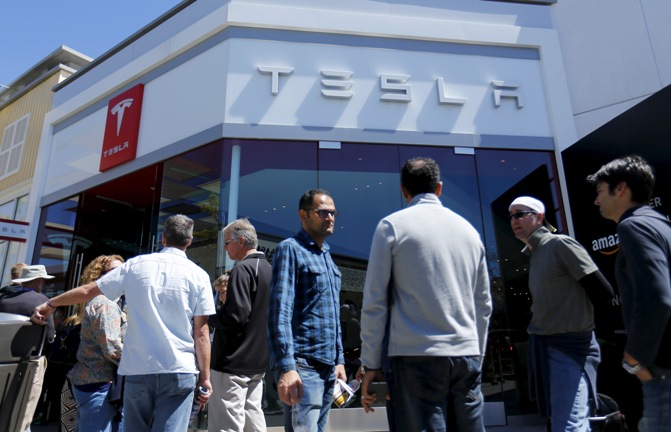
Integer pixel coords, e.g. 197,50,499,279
0,0,183,87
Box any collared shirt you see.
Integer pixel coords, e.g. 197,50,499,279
97,247,215,375
268,229,343,372
524,226,597,335
68,295,126,385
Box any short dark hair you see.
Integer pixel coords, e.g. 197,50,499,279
299,189,332,211
586,155,655,204
163,214,194,247
401,157,441,197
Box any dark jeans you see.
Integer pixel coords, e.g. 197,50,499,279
384,370,396,432
639,368,671,432
391,356,484,432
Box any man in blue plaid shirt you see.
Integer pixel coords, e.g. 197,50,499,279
268,189,346,432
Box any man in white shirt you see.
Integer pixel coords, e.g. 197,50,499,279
33,214,216,432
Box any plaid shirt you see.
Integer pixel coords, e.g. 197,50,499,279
268,229,344,372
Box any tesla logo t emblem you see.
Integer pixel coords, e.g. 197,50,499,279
110,98,134,135
100,84,144,172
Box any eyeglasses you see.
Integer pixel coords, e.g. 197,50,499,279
311,209,340,218
508,211,537,221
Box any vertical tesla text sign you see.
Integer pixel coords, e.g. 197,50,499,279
100,84,144,172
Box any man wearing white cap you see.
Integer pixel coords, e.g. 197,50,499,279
0,264,56,431
509,196,613,432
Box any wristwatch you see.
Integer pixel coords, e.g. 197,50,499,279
622,360,643,375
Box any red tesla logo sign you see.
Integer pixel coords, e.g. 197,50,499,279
100,84,144,172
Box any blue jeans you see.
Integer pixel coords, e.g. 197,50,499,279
276,357,336,432
639,369,671,432
547,347,590,432
390,356,484,432
72,382,122,432
123,373,196,432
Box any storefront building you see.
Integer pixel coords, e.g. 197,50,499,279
22,0,653,426
0,47,91,285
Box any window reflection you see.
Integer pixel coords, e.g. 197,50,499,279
32,197,79,296
161,141,225,276
233,139,318,245
318,142,402,260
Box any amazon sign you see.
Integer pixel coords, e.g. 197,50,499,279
589,196,664,255
591,234,619,255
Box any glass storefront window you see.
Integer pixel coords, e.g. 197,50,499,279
0,196,28,285
232,139,318,252
161,141,225,277
0,199,13,219
32,197,80,296
318,143,403,261
31,138,565,422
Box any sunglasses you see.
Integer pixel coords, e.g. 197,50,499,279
508,211,537,221
311,209,340,218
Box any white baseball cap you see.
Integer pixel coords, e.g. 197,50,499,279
509,196,545,214
509,196,557,232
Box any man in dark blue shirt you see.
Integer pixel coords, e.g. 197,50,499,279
268,189,345,432
588,155,671,432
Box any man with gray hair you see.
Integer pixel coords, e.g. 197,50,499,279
208,218,272,432
33,214,216,432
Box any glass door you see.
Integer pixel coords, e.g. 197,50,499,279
33,165,162,296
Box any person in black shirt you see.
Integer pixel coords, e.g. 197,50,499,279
208,218,272,432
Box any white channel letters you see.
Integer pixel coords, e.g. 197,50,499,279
257,66,524,108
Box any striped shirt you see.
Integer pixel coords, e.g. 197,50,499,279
268,229,344,372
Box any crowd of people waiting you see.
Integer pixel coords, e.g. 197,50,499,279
0,154,668,432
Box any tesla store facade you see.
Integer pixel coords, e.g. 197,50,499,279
25,1,579,424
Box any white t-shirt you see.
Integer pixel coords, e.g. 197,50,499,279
97,247,215,375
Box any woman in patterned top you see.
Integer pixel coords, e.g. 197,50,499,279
67,255,127,432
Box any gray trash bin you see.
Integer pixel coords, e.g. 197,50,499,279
0,312,47,432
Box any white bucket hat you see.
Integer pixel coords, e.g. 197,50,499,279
12,265,56,283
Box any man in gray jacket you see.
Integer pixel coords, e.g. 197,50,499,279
360,156,492,431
